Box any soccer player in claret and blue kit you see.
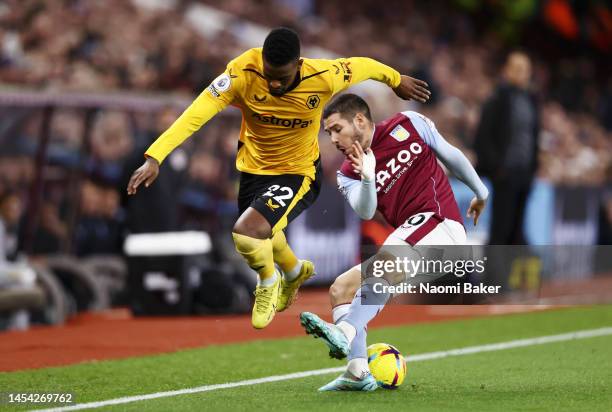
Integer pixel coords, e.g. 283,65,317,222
126,28,431,329
300,94,489,391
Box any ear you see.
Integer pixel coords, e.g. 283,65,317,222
353,113,367,130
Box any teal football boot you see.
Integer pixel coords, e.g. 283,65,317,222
318,372,378,392
300,312,350,359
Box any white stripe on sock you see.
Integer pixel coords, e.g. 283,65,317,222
337,320,357,343
284,260,302,281
346,358,369,378
258,270,279,287
332,304,351,324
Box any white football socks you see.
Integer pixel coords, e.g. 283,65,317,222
258,270,279,287
336,320,357,343
332,304,351,323
284,260,303,281
346,358,370,379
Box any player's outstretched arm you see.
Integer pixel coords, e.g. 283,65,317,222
129,66,240,195
405,112,488,226
331,58,430,103
144,87,229,165
433,138,488,226
433,139,488,199
432,138,488,226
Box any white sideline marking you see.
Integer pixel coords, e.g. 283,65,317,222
35,327,612,412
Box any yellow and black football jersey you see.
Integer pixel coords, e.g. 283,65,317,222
145,48,401,179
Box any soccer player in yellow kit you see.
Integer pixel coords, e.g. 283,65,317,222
127,28,430,329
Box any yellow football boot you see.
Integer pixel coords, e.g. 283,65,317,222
277,260,315,312
251,276,281,329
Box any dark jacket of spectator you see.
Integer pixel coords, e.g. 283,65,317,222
120,140,184,234
474,82,540,180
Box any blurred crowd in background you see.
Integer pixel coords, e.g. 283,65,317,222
0,0,610,260
0,0,242,92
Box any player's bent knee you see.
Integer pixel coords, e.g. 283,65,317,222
329,281,350,306
233,210,272,239
329,270,361,306
232,221,268,239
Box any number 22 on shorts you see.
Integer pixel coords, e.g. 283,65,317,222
262,185,294,207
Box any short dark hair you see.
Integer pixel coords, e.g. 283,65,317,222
263,27,300,67
323,94,373,122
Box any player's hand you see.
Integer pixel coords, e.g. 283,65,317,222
393,75,431,103
127,157,159,195
348,141,376,181
466,197,486,226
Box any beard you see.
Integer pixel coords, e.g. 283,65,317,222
343,130,364,158
347,127,365,156
354,128,365,147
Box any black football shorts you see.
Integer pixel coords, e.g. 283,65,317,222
237,157,322,234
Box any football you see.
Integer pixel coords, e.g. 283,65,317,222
367,343,407,389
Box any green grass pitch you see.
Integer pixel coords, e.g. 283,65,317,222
1,305,611,411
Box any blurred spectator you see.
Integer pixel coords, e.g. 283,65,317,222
28,202,69,255
0,189,37,330
91,112,134,163
599,164,612,245
0,156,34,191
120,107,186,233
73,180,123,256
474,52,539,245
0,190,22,261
